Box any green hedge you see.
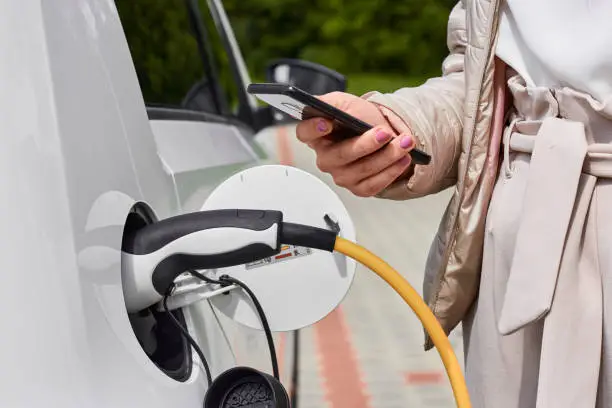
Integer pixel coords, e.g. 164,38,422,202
225,0,454,78
115,0,455,105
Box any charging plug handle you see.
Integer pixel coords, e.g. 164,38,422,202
121,209,338,313
123,209,283,255
122,209,283,312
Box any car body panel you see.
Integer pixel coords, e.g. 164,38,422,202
1,0,297,406
1,0,203,406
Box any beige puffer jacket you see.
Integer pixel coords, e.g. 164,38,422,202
363,0,505,350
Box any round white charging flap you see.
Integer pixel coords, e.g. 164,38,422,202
201,165,356,332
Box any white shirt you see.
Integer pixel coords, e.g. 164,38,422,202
496,0,612,103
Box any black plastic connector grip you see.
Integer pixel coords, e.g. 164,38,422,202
122,209,283,255
280,222,337,252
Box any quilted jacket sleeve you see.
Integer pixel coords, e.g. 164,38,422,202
363,1,467,200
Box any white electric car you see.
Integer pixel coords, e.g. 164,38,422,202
1,0,346,406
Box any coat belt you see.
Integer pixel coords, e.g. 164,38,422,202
498,117,609,407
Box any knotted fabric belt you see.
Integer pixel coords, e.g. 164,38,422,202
498,117,612,407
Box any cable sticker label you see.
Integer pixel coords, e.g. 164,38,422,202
246,245,313,270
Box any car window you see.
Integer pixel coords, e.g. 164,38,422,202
197,0,242,112
115,0,239,117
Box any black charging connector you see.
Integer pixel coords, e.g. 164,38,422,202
279,222,337,252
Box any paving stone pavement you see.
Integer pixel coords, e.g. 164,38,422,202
257,125,465,408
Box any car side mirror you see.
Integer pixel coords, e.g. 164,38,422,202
259,58,347,126
265,58,347,94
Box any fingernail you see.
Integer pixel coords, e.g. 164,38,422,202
317,120,328,133
400,135,413,149
376,130,390,143
399,156,411,165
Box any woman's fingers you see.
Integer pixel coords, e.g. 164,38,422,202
313,126,397,172
293,91,416,198
296,117,333,143
350,155,413,197
296,91,387,145
331,133,415,187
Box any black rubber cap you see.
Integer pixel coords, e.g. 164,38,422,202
204,367,290,408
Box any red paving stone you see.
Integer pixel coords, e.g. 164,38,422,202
277,332,286,379
314,307,371,408
404,371,444,385
275,126,294,166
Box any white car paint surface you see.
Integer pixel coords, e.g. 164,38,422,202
0,1,283,407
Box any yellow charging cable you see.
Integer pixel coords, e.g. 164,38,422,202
333,236,471,408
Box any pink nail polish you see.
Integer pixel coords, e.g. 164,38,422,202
400,135,413,149
317,120,328,133
399,156,411,165
376,130,390,143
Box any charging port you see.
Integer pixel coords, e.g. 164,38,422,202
122,203,192,381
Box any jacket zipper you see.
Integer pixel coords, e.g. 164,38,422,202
428,0,503,332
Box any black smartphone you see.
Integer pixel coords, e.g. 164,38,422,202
247,83,431,165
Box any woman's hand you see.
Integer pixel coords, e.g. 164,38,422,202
295,92,416,197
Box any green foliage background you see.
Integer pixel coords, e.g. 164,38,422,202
224,0,455,80
115,0,455,106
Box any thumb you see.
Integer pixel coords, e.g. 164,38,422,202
318,91,356,114
295,116,333,143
